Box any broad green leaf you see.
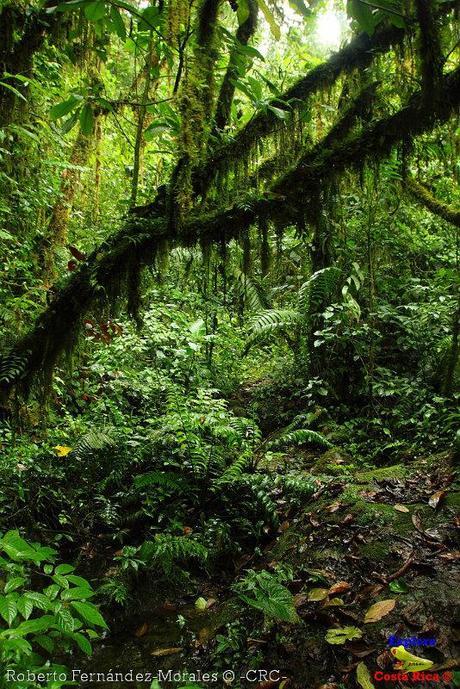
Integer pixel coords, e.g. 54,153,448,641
237,0,250,24
267,105,289,120
0,597,17,625
0,80,27,102
16,596,34,620
84,0,106,21
14,615,56,635
52,574,70,589
44,584,60,600
34,635,55,653
389,579,408,593
257,0,281,39
61,587,96,601
23,591,51,610
347,0,380,34
109,5,126,39
70,601,108,628
50,95,82,121
72,631,93,655
325,626,363,644
66,575,92,588
4,577,25,594
195,597,207,611
79,104,95,135
307,587,329,601
56,608,75,632
55,564,75,576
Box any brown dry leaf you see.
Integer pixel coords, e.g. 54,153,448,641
349,646,376,658
183,526,193,535
428,489,446,509
364,599,396,623
329,581,351,595
394,504,409,513
308,588,329,601
325,501,341,513
376,650,392,668
150,647,182,657
317,685,338,689
440,551,460,560
293,593,308,607
134,622,149,638
358,583,384,599
309,515,320,527
279,520,290,532
206,597,217,609
160,600,177,613
341,513,354,525
412,512,423,532
198,627,211,643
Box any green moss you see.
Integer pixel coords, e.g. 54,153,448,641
311,447,353,475
445,491,460,507
358,539,393,560
354,465,408,483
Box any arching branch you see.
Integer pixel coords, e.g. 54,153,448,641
404,177,460,227
1,64,459,398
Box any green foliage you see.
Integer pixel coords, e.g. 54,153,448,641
0,531,106,681
234,569,299,623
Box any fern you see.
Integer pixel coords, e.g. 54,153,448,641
133,471,186,492
218,451,252,483
246,309,300,349
138,535,208,574
232,268,269,312
237,474,279,526
0,352,28,384
73,429,116,461
282,474,316,499
298,266,342,313
269,428,331,450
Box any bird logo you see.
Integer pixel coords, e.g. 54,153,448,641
390,645,434,672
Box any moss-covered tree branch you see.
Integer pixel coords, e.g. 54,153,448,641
404,177,460,228
1,63,459,397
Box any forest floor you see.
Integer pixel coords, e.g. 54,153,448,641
84,446,460,689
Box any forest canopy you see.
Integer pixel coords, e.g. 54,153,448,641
0,0,459,686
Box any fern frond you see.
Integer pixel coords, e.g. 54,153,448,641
138,535,208,574
269,428,331,450
298,266,342,312
246,309,300,349
73,429,116,460
218,451,252,484
233,268,270,312
133,471,186,492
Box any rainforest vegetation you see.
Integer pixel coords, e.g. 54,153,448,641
0,0,459,686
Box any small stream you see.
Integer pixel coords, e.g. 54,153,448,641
81,602,224,688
